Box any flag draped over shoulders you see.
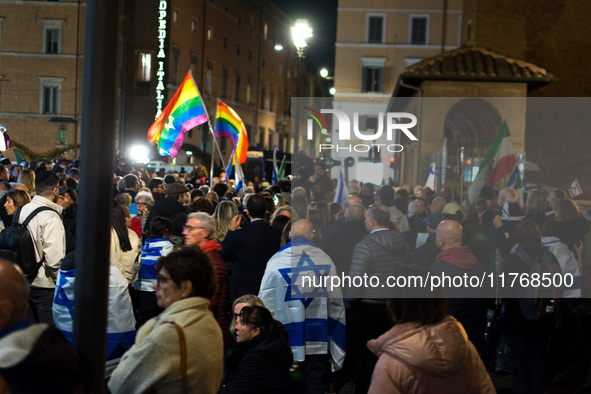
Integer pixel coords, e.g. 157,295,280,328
214,100,248,177
147,71,208,158
258,240,346,371
53,266,137,370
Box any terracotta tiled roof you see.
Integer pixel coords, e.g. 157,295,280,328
401,43,555,82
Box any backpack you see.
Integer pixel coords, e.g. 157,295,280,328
514,249,563,321
0,206,60,283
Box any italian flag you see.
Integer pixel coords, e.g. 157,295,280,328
468,121,516,204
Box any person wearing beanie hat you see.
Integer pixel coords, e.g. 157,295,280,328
144,182,190,234
163,174,176,185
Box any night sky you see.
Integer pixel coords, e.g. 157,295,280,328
273,0,338,75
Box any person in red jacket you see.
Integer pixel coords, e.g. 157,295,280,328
183,211,228,336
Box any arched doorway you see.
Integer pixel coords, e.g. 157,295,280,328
442,98,502,195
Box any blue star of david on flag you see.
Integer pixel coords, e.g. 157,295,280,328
279,250,332,308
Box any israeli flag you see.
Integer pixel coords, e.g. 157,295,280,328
235,161,246,195
259,241,346,371
133,238,174,292
569,178,583,197
53,266,137,364
424,162,436,190
333,168,348,205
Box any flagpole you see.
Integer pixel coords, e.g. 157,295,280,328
209,124,215,186
208,98,229,182
209,124,226,169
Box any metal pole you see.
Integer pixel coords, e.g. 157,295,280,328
73,0,118,391
398,81,423,186
293,52,302,159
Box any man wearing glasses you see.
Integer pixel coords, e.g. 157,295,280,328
183,212,228,334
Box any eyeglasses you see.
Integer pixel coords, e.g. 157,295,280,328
137,202,151,207
156,274,172,286
183,225,207,231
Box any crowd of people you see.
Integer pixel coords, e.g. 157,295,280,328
0,157,588,394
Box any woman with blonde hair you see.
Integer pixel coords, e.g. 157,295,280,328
229,294,265,336
17,169,35,197
191,165,208,187
212,200,239,243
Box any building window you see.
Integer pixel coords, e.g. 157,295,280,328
410,15,429,45
191,18,198,34
246,79,252,104
238,5,243,27
362,57,385,93
362,67,383,93
223,36,228,49
171,47,181,85
263,22,268,41
43,86,58,113
248,49,253,61
173,8,179,25
138,52,152,82
39,77,62,114
206,61,213,96
278,64,282,76
267,129,274,150
207,27,214,41
43,20,62,54
190,54,198,75
366,15,385,43
262,57,266,68
235,72,241,103
236,43,241,55
222,68,228,99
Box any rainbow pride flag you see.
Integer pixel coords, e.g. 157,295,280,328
147,71,208,158
214,100,248,177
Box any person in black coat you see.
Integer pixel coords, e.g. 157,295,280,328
429,219,489,353
221,194,281,302
219,305,293,394
412,212,447,268
143,183,190,233
501,220,559,394
321,204,367,275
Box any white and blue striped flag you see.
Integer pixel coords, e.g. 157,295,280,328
425,162,436,190
53,265,136,375
506,165,524,208
272,148,279,185
235,161,246,196
569,178,583,197
333,167,348,205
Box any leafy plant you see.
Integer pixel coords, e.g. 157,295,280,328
10,140,79,162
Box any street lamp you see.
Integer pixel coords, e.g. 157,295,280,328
291,19,312,157
291,19,313,57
